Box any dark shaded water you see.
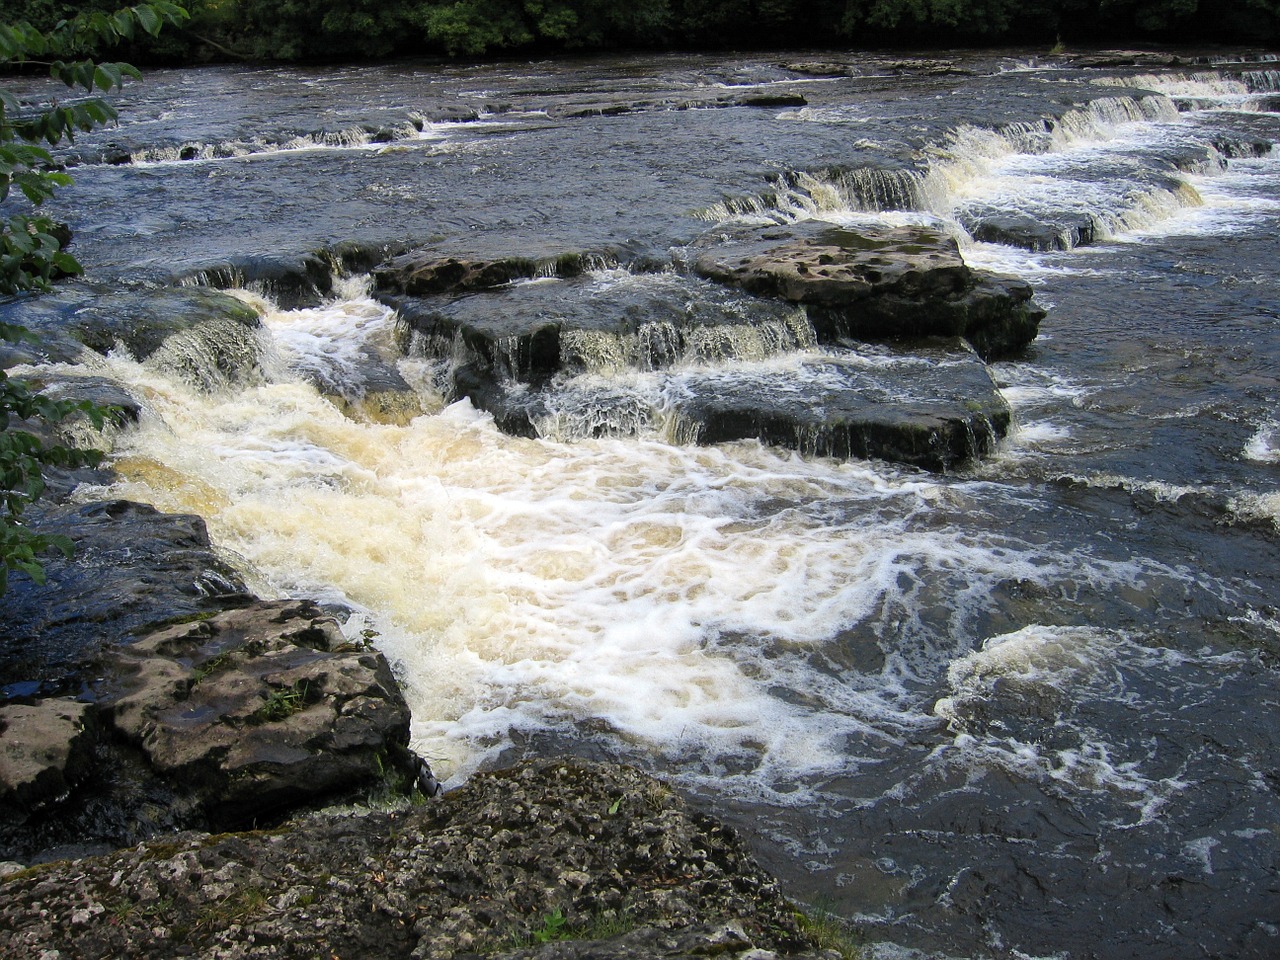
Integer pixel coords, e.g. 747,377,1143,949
6,50,1280,959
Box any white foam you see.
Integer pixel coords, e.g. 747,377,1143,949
261,292,399,395
1244,420,1280,463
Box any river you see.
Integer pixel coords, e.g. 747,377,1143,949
8,49,1280,959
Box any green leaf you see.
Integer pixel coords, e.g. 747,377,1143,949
135,4,162,36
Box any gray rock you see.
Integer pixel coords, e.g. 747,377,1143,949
0,283,263,384
0,701,95,818
674,339,1012,472
98,599,412,826
693,222,1043,359
375,248,613,297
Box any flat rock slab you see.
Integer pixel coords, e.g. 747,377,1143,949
0,702,95,819
375,247,618,297
0,282,261,372
97,599,411,827
675,341,1011,472
693,222,1042,358
0,760,824,960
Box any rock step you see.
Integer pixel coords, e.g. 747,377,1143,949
691,222,1043,359
456,339,1010,473
385,271,811,384
674,342,1011,472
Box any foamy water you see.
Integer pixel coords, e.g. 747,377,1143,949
67,286,1166,801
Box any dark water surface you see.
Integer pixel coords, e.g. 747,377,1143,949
8,50,1280,959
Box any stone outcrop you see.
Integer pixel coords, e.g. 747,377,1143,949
374,248,615,297
0,597,419,862
96,599,413,828
0,760,836,960
382,228,1038,470
0,282,262,373
673,340,1011,472
693,222,1043,359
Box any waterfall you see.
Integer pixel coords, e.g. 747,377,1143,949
704,91,1215,251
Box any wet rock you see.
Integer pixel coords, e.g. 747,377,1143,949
494,923,838,960
96,599,412,828
674,340,1012,472
375,248,613,297
963,210,1101,252
0,701,95,818
0,759,819,960
736,92,808,108
390,261,1015,470
1,500,250,699
693,222,1043,359
0,282,261,370
389,270,808,383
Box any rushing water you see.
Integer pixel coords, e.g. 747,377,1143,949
9,50,1280,958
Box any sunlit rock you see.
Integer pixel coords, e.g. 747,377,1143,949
0,701,95,819
693,222,1043,359
98,599,413,828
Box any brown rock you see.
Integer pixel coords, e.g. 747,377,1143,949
0,700,95,817
98,599,411,826
694,222,1043,358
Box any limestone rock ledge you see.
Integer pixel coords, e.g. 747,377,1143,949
97,599,413,828
0,759,838,960
1,598,419,861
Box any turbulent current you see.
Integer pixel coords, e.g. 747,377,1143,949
9,49,1280,958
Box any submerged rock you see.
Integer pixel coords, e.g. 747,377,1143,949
693,222,1043,359
0,760,827,960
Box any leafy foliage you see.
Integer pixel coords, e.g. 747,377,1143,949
12,0,1273,61
1,3,186,593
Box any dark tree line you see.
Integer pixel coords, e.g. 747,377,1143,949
3,0,1278,63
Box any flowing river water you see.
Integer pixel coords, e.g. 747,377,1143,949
8,49,1280,958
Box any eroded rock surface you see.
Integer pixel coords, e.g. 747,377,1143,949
0,760,834,960
97,599,412,828
1,500,250,699
693,222,1043,359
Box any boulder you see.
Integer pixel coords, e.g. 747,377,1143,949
693,222,1043,358
0,701,95,819
97,599,412,827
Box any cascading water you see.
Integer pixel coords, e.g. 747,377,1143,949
7,49,1280,960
